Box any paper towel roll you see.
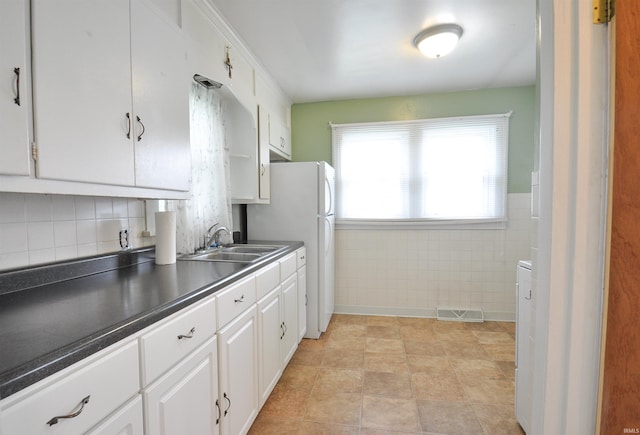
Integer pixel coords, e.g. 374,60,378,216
155,211,176,265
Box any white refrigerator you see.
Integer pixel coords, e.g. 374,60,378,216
247,161,335,339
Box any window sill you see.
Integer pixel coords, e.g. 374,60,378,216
335,218,507,230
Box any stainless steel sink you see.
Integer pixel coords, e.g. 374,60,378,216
178,244,286,263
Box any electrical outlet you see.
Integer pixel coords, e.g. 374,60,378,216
119,229,131,250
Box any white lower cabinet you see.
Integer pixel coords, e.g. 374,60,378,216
86,395,144,435
217,306,259,435
280,274,298,366
257,286,283,407
0,339,140,435
295,247,307,341
143,336,219,435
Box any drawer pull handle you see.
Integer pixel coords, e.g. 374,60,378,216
215,399,221,424
177,327,196,340
13,67,20,106
234,294,245,303
223,392,231,416
46,395,90,426
280,322,285,340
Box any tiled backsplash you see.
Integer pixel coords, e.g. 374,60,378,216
0,192,153,271
334,193,532,320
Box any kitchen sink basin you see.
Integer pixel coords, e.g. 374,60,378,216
178,244,286,263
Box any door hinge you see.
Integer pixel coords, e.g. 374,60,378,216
593,0,615,24
31,142,38,161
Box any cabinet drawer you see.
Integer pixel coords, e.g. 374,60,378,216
280,252,296,280
256,261,280,299
85,395,143,435
217,275,257,328
296,247,306,269
1,340,139,435
140,296,216,386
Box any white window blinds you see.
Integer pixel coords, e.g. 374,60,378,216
331,113,510,225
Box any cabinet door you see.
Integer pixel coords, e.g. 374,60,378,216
297,265,307,342
85,395,143,435
257,105,271,201
281,274,298,365
130,0,190,191
144,336,220,435
217,306,259,435
0,0,30,176
257,287,282,407
32,0,135,186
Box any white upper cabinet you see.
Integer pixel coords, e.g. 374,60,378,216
0,0,31,176
130,0,190,191
32,0,136,186
31,0,190,191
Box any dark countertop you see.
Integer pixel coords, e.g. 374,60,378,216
0,241,302,399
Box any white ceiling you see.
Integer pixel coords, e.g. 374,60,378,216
208,0,537,104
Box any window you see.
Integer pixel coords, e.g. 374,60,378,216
332,113,510,227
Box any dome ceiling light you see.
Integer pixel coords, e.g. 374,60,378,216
413,23,464,58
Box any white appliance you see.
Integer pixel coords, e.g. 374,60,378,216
247,161,335,339
516,259,532,433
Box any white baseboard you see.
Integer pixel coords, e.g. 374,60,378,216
333,305,515,322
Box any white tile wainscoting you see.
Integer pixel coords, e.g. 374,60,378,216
334,193,532,321
0,193,153,271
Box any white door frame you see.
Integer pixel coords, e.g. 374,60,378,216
533,0,609,433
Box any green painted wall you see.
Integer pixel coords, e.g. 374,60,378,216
291,85,535,193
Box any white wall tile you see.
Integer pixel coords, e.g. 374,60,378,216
52,196,76,221
55,245,78,261
0,252,29,270
27,222,54,250
95,198,114,219
0,193,26,223
29,248,55,266
54,221,77,247
77,243,98,258
128,199,145,218
25,194,52,222
112,199,129,218
0,223,28,254
76,220,97,245
75,197,96,220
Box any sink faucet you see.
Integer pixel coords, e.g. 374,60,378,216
203,223,231,250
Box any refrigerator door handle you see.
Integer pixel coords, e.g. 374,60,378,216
324,216,334,257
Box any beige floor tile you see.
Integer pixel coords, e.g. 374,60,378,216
435,329,481,344
297,421,360,434
364,352,409,373
480,343,515,362
259,385,310,418
432,320,467,332
278,364,320,391
497,321,517,336
367,325,402,339
330,323,367,337
400,325,439,342
248,414,301,434
463,321,506,332
451,358,506,381
366,337,406,353
291,349,325,367
360,430,421,435
326,334,367,351
403,340,445,356
332,314,368,325
298,337,329,351
313,368,363,394
495,360,516,381
406,354,452,374
397,316,438,327
321,349,365,369
363,371,413,399
417,400,484,435
442,342,491,359
362,395,422,433
473,403,525,435
461,378,515,405
367,315,401,326
304,392,362,426
411,371,465,401
472,330,515,345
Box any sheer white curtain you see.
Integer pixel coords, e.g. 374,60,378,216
169,83,233,254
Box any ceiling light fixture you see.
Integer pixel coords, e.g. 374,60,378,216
413,23,463,58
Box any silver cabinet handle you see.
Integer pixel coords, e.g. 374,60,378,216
46,395,90,426
223,392,231,416
234,295,245,303
13,67,20,106
177,327,196,340
136,115,145,141
215,399,221,424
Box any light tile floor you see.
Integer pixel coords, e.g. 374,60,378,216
249,314,525,435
